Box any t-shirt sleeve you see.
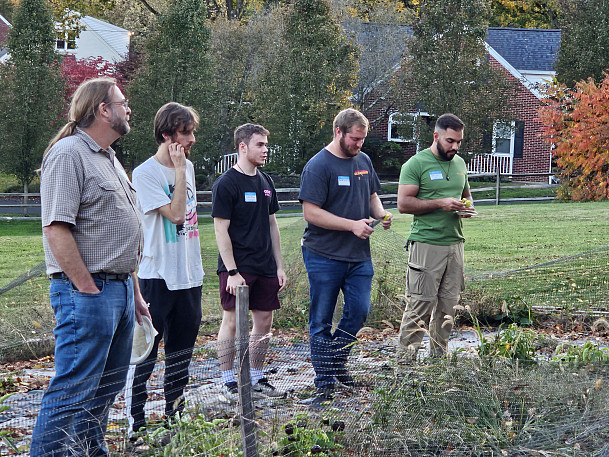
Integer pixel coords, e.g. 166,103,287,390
366,155,382,195
132,164,171,215
399,157,421,186
266,174,280,215
41,151,82,228
298,162,328,207
211,176,234,219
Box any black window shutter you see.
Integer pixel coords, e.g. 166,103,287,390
513,121,525,158
482,121,492,154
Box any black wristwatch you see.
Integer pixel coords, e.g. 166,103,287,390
228,269,239,276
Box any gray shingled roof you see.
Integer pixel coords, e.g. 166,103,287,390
486,27,561,72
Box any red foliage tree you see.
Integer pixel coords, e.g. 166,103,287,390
538,74,609,201
61,55,126,102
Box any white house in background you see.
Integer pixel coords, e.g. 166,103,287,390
0,14,131,64
55,15,131,62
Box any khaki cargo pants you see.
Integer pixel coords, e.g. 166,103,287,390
397,241,465,361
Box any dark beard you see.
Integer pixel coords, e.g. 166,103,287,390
437,142,455,161
339,136,360,157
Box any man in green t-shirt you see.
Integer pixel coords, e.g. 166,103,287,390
396,113,473,363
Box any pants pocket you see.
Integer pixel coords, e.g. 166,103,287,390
406,262,426,296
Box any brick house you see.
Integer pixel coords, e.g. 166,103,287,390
362,27,561,181
0,14,10,62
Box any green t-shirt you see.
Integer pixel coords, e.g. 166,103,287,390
399,148,470,245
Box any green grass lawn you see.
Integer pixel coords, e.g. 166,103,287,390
2,201,608,288
2,201,609,333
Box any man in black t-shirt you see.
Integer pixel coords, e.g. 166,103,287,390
299,109,392,408
211,124,287,404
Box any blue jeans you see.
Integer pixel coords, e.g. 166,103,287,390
302,247,374,388
30,276,135,457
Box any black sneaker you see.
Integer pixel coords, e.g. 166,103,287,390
335,369,356,389
252,377,285,398
220,381,239,404
301,385,334,409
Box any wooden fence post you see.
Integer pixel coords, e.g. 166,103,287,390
495,168,501,205
236,285,258,457
22,184,28,216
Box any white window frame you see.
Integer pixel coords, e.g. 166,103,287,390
388,112,431,152
492,120,515,157
55,31,76,52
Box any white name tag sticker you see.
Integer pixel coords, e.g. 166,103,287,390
244,192,257,203
429,170,444,181
338,176,350,186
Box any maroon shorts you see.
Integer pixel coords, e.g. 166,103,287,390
219,272,281,311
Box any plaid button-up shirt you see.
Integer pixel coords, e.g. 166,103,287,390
41,128,143,274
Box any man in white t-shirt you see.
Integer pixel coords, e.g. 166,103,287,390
127,102,204,437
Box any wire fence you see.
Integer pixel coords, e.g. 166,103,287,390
2,217,609,455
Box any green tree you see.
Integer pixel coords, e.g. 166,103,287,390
124,0,216,174
489,0,559,28
0,0,16,21
206,10,284,170
253,0,359,172
0,0,64,191
556,0,609,87
397,0,516,157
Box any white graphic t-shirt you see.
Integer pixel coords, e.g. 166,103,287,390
132,157,204,290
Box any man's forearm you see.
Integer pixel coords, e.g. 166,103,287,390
44,223,98,293
214,219,238,270
161,166,187,224
302,202,355,232
398,195,443,215
269,215,284,271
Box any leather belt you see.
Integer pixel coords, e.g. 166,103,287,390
49,272,130,281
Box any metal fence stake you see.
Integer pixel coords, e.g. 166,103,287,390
236,285,258,457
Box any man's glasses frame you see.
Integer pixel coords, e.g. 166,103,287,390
106,99,129,109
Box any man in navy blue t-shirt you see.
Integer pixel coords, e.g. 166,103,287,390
299,108,393,407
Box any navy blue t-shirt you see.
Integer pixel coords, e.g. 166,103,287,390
299,149,381,262
212,168,280,277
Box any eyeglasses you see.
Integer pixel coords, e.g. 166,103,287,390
106,99,129,109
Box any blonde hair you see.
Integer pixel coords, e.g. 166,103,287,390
333,108,369,136
45,77,117,155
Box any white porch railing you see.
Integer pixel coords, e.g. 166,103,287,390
215,152,238,174
467,154,513,175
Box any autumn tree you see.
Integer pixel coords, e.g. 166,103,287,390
0,0,64,191
124,0,216,171
61,56,126,101
555,0,609,87
397,0,516,156
252,0,359,172
489,0,560,28
538,75,609,201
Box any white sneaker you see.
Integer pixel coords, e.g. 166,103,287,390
220,381,238,404
252,377,285,398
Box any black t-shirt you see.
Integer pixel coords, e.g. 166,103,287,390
298,149,381,262
212,168,280,277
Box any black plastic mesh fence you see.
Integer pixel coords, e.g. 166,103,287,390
3,341,609,455
2,217,609,455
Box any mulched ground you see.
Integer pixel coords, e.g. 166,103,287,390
1,319,608,455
